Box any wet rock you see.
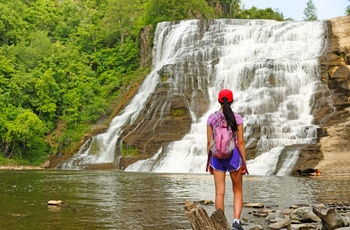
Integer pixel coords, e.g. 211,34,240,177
48,200,64,205
268,218,291,229
244,201,350,229
265,211,285,221
252,211,268,217
244,224,263,230
41,160,51,169
139,25,153,67
290,207,321,223
186,200,350,230
244,203,264,208
290,223,319,229
198,200,214,205
313,206,348,229
47,200,70,208
282,209,293,215
184,200,230,230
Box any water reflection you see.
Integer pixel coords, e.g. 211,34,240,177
0,171,349,230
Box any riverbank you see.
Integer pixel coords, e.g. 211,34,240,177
0,165,42,170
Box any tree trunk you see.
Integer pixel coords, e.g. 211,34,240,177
184,200,230,230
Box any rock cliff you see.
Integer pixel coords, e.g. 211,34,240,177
312,16,350,176
293,16,350,175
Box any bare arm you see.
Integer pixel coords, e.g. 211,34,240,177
206,125,214,174
236,124,246,160
207,125,213,153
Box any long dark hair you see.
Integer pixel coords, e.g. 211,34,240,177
220,97,238,133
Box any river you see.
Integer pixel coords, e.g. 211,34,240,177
0,170,349,230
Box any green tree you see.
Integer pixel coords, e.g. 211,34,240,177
100,0,145,47
0,1,29,45
346,0,350,15
23,0,59,32
144,0,215,26
238,7,284,21
34,68,59,119
231,0,241,18
1,107,46,159
14,30,53,69
51,0,81,42
219,0,241,18
303,0,318,21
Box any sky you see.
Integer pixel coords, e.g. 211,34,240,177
241,0,349,21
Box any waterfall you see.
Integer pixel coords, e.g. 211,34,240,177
58,68,160,169
61,19,327,175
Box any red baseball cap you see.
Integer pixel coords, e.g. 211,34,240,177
218,89,234,103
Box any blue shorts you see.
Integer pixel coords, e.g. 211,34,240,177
210,148,242,172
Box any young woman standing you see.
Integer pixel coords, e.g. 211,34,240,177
206,89,247,230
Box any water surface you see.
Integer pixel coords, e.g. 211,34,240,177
0,170,349,230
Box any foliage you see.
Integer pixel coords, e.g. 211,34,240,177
121,144,139,156
303,0,318,21
347,0,350,15
0,0,288,166
218,0,284,21
219,0,241,18
171,108,185,117
0,155,18,165
144,0,216,27
237,6,284,21
0,0,144,164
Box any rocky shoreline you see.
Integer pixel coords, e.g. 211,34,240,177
190,200,350,230
243,202,350,230
0,160,50,170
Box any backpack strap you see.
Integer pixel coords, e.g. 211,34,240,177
213,111,224,125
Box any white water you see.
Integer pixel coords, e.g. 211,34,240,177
59,20,199,169
59,69,160,169
62,19,327,175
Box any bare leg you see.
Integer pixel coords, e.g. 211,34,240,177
213,169,226,212
230,170,243,219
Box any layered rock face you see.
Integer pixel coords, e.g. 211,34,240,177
119,59,210,168
312,16,350,175
295,16,350,175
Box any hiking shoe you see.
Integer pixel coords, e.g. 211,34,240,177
232,221,244,230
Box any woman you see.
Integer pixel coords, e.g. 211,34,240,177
206,89,247,230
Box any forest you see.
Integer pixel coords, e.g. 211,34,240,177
0,0,331,166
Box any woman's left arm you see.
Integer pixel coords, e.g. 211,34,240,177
237,125,246,159
237,124,247,174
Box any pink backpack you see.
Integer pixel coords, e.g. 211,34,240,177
212,112,234,159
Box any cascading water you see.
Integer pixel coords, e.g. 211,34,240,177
58,68,160,169
61,19,327,175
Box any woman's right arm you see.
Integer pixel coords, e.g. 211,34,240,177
236,124,246,161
